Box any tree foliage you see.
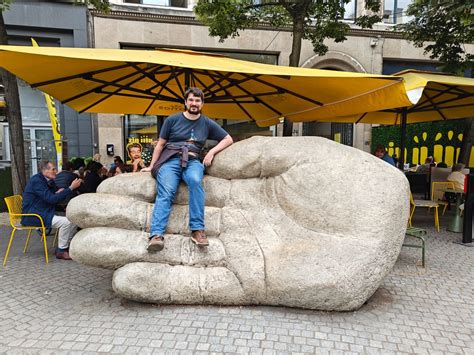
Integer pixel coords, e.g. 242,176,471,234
195,0,382,63
195,0,382,135
397,0,473,73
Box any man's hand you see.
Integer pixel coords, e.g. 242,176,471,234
141,167,152,172
69,178,82,190
203,152,214,167
204,135,233,167
132,158,145,172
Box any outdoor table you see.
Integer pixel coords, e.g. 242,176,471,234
442,188,465,233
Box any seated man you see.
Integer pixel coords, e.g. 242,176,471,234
142,87,233,252
374,144,396,166
22,160,82,260
447,163,466,191
416,156,435,173
54,161,80,211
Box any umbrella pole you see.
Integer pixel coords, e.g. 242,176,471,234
398,108,408,171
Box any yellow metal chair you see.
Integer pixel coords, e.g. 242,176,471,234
3,195,57,266
409,193,440,232
431,181,455,215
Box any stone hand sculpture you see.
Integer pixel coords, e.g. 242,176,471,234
68,136,409,311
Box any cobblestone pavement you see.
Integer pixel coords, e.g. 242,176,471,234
0,211,472,354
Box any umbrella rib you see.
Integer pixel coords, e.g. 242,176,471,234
174,69,185,97
421,91,448,120
98,91,179,100
190,73,218,100
143,68,186,115
355,112,368,124
411,86,450,111
414,93,471,112
31,63,133,88
77,66,178,113
210,71,282,116
194,70,262,101
413,84,470,111
201,72,283,103
432,83,470,95
62,64,159,104
204,72,240,96
209,92,283,103
83,77,155,98
239,73,324,106
201,72,254,121
414,102,474,113
128,63,183,101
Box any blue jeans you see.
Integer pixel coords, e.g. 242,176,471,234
150,157,205,237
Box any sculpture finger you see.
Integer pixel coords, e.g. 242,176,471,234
67,193,222,235
97,172,156,202
69,227,226,269
97,173,230,208
113,262,246,305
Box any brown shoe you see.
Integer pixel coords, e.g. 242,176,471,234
147,236,164,252
55,250,72,260
191,230,209,247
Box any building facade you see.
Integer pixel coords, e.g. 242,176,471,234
1,0,94,175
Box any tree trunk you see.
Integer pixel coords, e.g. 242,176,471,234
282,13,305,137
458,117,473,166
0,11,27,194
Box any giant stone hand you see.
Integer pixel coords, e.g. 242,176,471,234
67,137,409,311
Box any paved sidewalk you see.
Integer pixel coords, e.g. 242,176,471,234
0,212,472,354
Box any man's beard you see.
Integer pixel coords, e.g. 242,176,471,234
187,105,201,114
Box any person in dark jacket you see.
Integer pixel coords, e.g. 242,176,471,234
55,161,80,211
81,161,107,193
22,161,82,260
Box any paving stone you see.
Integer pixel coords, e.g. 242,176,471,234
0,213,472,354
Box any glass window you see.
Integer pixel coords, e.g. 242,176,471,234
384,0,413,24
343,0,356,21
124,0,187,7
124,115,160,167
18,79,50,124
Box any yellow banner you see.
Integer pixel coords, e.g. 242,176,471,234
31,38,62,169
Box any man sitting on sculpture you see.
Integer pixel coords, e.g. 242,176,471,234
141,87,233,252
22,160,82,260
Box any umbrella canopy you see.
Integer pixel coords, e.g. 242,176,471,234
313,70,474,125
312,70,474,168
0,46,412,127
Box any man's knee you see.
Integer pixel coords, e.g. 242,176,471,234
185,173,203,188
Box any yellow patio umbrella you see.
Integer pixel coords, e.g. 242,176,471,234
0,45,412,127
311,70,474,167
312,70,474,125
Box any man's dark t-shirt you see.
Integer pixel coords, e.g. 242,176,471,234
160,113,228,151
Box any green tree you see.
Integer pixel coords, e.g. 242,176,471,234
397,0,474,165
0,0,109,194
195,0,382,136
398,0,473,74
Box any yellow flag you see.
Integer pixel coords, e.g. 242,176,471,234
31,38,62,170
